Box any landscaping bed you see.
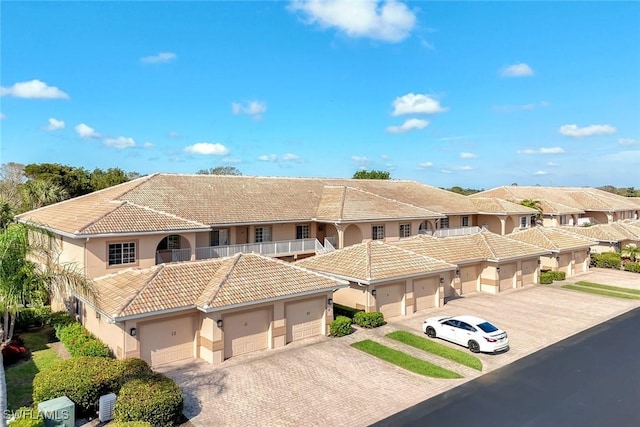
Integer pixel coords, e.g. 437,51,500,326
562,281,640,300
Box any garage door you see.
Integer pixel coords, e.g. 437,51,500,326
460,265,479,295
286,297,325,343
521,259,538,285
574,250,588,273
140,316,194,367
559,253,572,275
499,263,517,291
224,308,270,359
413,277,438,311
375,283,404,318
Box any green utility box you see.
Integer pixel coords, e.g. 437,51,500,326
37,396,75,427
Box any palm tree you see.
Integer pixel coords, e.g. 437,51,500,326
520,199,543,225
20,179,68,211
0,223,94,426
622,243,640,262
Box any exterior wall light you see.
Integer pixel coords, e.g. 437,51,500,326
217,319,223,328
129,328,137,337
455,269,460,276
371,289,377,296
327,298,333,306
439,277,445,284
496,267,500,272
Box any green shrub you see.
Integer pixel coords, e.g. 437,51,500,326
550,271,566,281
590,252,621,269
77,339,111,357
113,373,184,427
539,272,553,284
54,320,111,358
118,358,154,384
353,311,385,328
107,422,152,427
15,306,52,331
624,262,640,273
33,357,123,416
8,407,44,427
329,316,354,337
332,303,362,320
49,311,76,332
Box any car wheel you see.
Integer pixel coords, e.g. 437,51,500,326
468,340,480,353
425,326,437,338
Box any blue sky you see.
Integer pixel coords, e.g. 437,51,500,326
1,1,639,189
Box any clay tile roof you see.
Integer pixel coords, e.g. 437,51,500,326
469,197,538,214
560,224,634,242
509,227,596,251
93,253,347,319
296,240,456,283
473,231,548,260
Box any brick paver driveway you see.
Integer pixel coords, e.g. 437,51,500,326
159,269,640,427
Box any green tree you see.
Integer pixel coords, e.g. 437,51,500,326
622,244,640,262
24,163,93,199
520,199,543,225
0,223,94,424
196,166,242,175
352,170,391,180
444,186,482,195
89,167,130,191
20,179,69,211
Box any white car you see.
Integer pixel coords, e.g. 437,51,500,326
422,315,509,353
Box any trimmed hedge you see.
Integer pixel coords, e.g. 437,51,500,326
15,306,52,332
353,311,385,328
540,270,566,284
8,407,45,427
32,357,156,417
332,303,362,320
624,262,640,273
53,316,111,358
590,252,621,269
113,373,184,427
107,422,153,427
329,316,354,337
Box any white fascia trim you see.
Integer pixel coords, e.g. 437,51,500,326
112,305,198,322
199,285,348,313
368,267,458,285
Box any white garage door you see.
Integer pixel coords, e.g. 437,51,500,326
413,277,438,311
460,265,479,295
559,253,572,275
140,316,194,367
521,259,538,285
224,308,270,359
499,263,517,291
376,283,404,318
286,297,325,343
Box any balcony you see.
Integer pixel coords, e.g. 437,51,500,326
431,226,482,238
192,238,334,261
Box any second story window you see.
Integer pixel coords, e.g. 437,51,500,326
296,224,310,239
167,235,180,249
108,242,136,266
520,216,528,228
211,229,229,246
440,218,450,229
255,226,272,243
399,223,411,238
372,225,385,240
461,216,469,227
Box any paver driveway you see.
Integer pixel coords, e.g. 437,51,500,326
158,269,640,427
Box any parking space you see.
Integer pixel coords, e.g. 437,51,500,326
159,270,640,427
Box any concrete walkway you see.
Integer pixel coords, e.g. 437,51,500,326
158,269,640,427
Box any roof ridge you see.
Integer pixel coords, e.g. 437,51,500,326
338,186,346,221
346,186,443,215
76,200,126,233
200,253,243,308
122,201,210,228
117,264,164,317
388,242,452,266
366,241,373,281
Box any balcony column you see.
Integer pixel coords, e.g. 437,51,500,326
335,224,344,249
499,215,507,235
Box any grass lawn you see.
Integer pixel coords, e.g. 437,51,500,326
562,283,640,300
386,330,482,371
6,327,62,410
351,339,462,379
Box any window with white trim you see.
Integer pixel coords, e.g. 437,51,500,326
461,216,469,227
399,223,411,238
211,229,229,246
296,224,310,239
372,225,385,240
559,215,567,225
167,235,180,249
255,226,272,242
108,242,136,265
519,216,527,228
440,218,450,229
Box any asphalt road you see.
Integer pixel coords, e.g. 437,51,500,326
373,307,640,427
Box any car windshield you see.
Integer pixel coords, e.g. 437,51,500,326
477,322,499,333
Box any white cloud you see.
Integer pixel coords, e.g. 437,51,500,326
533,170,548,175
501,63,534,77
0,79,69,99
392,93,448,116
289,0,416,43
380,154,390,161
619,138,640,145
559,124,616,138
45,118,65,131
75,123,100,138
386,118,428,133
492,103,536,113
140,52,177,64
104,136,136,149
167,131,181,138
517,147,565,155
259,153,303,163
460,152,477,159
351,155,370,166
417,162,432,169
231,100,267,120
143,142,154,148
440,169,452,174
183,142,230,155
455,165,474,171
547,161,558,166
0,113,6,120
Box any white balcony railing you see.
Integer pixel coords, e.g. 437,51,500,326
156,248,191,264
195,238,325,260
433,226,481,238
